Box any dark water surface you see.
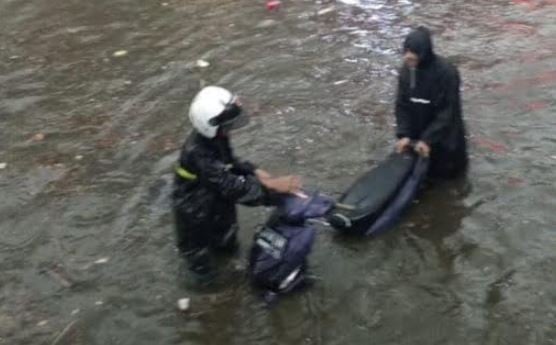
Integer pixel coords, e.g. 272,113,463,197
1,0,555,344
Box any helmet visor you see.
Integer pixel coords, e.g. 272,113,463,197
209,96,250,131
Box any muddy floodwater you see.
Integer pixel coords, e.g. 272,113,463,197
1,0,555,344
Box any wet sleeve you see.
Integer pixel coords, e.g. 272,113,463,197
227,144,257,175
231,159,257,176
421,69,460,145
195,152,267,205
395,71,412,139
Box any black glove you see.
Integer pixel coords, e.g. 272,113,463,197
232,161,257,175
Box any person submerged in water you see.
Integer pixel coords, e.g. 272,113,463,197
394,26,468,178
173,86,302,283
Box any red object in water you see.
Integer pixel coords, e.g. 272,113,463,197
502,22,536,35
266,0,281,11
473,137,509,155
507,176,526,187
491,70,556,93
525,101,549,112
513,0,538,10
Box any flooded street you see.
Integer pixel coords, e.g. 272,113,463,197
1,0,555,344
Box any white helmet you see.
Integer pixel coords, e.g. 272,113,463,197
188,86,244,138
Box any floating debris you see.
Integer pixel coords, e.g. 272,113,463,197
0,163,6,170
124,80,132,85
551,156,556,160
51,320,78,345
37,320,48,327
45,266,73,288
318,6,335,16
71,309,80,316
113,50,128,57
161,2,169,6
196,59,210,68
74,155,83,161
334,80,348,85
95,300,104,306
266,0,281,11
256,19,277,29
94,257,109,264
32,133,45,142
177,298,190,311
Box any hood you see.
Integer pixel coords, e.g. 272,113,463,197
403,26,435,67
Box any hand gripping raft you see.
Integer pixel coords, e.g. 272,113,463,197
328,152,429,236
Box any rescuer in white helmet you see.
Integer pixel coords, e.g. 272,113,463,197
173,86,302,283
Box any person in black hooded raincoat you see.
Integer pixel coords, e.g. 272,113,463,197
173,86,302,283
394,26,468,178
